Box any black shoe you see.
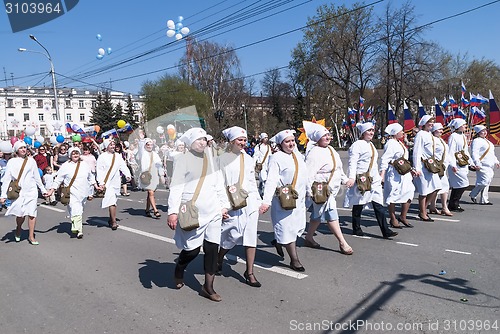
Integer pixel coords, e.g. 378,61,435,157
450,206,464,212
289,262,305,272
271,239,284,258
482,202,493,205
383,230,398,239
352,229,364,236
243,271,261,288
470,197,477,204
50,201,57,206
418,214,434,222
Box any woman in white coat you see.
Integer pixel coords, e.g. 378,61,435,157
96,139,131,230
138,138,164,218
344,122,397,239
167,128,230,302
428,123,453,216
259,130,308,272
303,122,353,255
0,141,48,245
447,118,470,212
412,115,441,221
379,123,416,228
217,126,262,287
469,125,500,204
47,147,101,238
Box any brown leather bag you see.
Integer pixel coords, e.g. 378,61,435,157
178,154,207,231
60,161,80,205
356,143,375,194
422,135,441,174
255,145,270,173
226,154,249,210
276,152,299,210
7,158,28,200
311,147,336,204
140,152,154,186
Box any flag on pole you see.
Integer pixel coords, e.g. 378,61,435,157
441,97,448,108
403,101,415,135
365,106,373,121
477,93,488,104
461,80,467,95
418,100,426,119
387,103,397,124
471,106,486,125
488,90,500,144
461,95,470,108
100,128,118,139
470,93,480,107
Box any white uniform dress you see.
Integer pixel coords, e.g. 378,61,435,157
138,150,164,190
306,145,347,222
96,151,131,208
218,151,260,248
343,140,383,207
447,132,470,188
263,151,307,244
254,143,271,182
168,150,230,251
470,137,499,203
412,130,442,195
435,136,452,195
52,160,95,217
379,138,415,205
1,157,47,217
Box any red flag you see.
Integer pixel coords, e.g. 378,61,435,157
488,90,500,144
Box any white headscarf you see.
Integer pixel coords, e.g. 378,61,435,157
273,129,296,144
384,123,403,136
356,122,374,135
450,118,466,131
180,127,207,147
431,123,443,133
418,115,433,127
222,126,247,142
102,138,113,149
13,141,26,152
259,132,268,140
473,124,486,134
303,121,329,142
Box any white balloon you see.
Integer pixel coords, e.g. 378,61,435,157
98,48,105,56
175,33,183,40
25,125,36,136
156,126,164,134
166,30,175,38
36,135,45,143
180,27,190,35
50,135,58,145
0,141,13,153
167,20,175,30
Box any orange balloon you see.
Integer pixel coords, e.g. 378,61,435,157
94,125,101,133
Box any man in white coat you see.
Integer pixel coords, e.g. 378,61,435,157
96,138,131,230
254,133,271,197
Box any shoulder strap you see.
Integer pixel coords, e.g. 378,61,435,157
261,145,270,164
367,142,375,173
479,139,491,161
238,153,245,186
430,134,436,156
327,146,336,184
291,152,299,188
15,158,28,183
103,153,116,185
192,154,208,204
68,161,80,188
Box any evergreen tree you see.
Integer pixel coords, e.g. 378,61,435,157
90,91,116,136
124,95,138,128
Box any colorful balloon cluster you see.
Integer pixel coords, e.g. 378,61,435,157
166,16,189,40
96,34,112,60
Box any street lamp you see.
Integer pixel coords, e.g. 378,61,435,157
18,34,60,121
214,109,224,123
241,104,248,134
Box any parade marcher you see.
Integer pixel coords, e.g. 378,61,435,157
412,115,441,221
379,123,416,228
254,133,271,198
259,129,308,272
0,141,48,245
469,125,500,205
217,126,262,287
167,128,230,302
47,147,101,239
80,143,98,200
344,122,398,239
447,118,470,212
96,139,131,230
302,122,353,254
428,123,453,216
138,138,164,218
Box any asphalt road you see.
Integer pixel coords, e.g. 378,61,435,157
1,187,499,334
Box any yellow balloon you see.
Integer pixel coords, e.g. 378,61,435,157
117,120,126,128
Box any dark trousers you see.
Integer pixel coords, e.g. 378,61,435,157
352,201,391,237
449,187,467,209
175,240,219,278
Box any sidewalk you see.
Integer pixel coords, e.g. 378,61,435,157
336,148,500,192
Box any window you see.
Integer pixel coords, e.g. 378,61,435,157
24,113,30,121
79,114,85,121
134,114,139,122
8,113,14,117
38,114,44,121
52,100,56,107
23,99,29,107
79,100,84,108
66,113,72,121
65,100,72,108
37,99,43,108
7,99,14,108
39,127,46,136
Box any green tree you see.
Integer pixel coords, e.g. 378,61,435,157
90,91,116,135
123,95,139,129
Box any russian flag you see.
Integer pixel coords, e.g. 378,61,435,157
461,80,466,94
477,93,489,104
456,108,467,119
449,95,458,109
365,106,373,121
387,103,397,124
441,97,448,108
418,100,426,119
403,101,415,134
470,92,480,107
461,95,469,108
117,123,133,134
434,98,445,125
100,128,118,139
471,106,486,125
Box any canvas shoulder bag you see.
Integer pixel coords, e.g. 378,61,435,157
311,146,335,204
356,143,375,194
178,154,208,231
391,140,412,175
437,137,447,177
422,135,442,174
140,152,154,186
7,158,28,200
226,153,249,210
60,161,80,205
95,153,116,198
255,145,269,173
276,152,299,210
455,134,470,167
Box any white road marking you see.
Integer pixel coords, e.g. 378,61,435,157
39,204,66,213
258,219,271,223
445,249,471,255
396,242,419,247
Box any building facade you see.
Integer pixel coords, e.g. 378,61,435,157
0,86,144,140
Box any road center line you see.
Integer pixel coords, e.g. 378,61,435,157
445,249,471,255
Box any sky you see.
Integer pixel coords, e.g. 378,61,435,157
1,0,499,96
